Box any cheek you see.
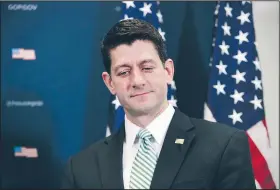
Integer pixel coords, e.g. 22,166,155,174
152,71,168,84
114,81,129,93
151,78,168,92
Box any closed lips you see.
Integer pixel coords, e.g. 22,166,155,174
131,91,151,97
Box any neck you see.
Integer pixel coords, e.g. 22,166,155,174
125,100,169,128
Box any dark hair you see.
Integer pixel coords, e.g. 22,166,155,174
101,19,168,74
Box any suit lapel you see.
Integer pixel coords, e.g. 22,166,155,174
97,126,125,189
150,109,196,189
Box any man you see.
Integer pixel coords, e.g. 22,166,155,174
61,19,256,189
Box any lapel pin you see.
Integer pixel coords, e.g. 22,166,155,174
175,138,185,144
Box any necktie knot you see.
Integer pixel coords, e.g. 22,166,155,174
137,128,153,142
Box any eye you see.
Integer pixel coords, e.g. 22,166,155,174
142,67,153,72
118,70,130,76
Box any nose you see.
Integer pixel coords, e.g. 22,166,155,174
131,69,146,89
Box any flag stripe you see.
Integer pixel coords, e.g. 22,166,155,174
247,121,272,164
261,119,271,146
247,134,276,188
255,180,261,189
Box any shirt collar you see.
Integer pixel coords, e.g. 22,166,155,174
124,115,141,148
124,103,175,147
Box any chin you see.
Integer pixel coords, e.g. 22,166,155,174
129,103,158,115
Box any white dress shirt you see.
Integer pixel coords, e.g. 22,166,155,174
122,104,175,189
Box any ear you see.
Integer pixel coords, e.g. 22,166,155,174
164,58,175,84
102,72,116,95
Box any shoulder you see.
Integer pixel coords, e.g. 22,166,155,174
68,134,114,164
61,135,117,188
174,107,241,137
189,117,248,148
190,117,240,136
182,117,248,161
174,108,246,147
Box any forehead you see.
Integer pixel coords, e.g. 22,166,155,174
109,40,161,67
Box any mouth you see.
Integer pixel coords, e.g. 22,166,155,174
130,91,152,98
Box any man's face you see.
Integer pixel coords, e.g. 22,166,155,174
102,40,174,116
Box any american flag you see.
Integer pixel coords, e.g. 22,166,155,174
11,48,36,60
106,1,177,136
204,1,276,189
14,146,38,158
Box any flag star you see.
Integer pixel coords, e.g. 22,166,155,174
216,61,228,75
251,76,262,90
112,96,121,110
242,1,251,5
139,2,152,17
213,81,226,95
168,95,177,107
122,1,136,9
122,14,133,20
219,40,230,55
235,30,249,45
158,28,166,41
237,11,251,25
221,22,231,36
224,3,233,17
230,90,244,104
232,70,246,84
214,4,220,15
228,109,243,125
250,95,263,110
253,57,261,71
156,10,163,23
233,50,248,64
170,80,176,90
214,19,218,27
212,37,216,46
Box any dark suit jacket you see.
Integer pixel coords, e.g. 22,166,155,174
61,108,256,189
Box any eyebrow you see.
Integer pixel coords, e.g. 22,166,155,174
139,59,156,66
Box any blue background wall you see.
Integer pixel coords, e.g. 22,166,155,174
1,1,215,188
